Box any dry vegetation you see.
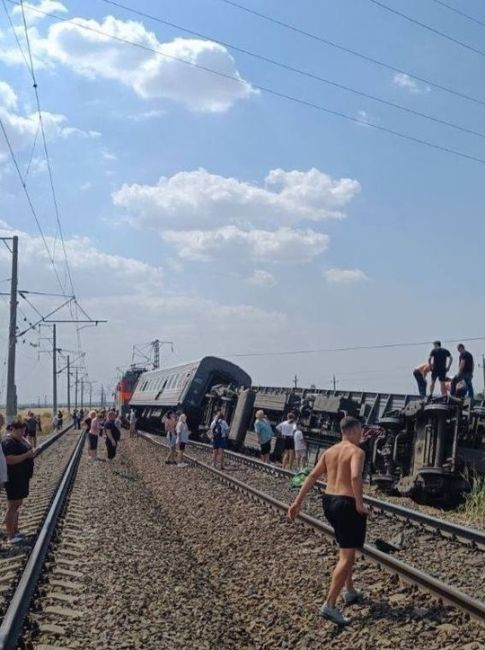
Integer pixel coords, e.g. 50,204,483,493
460,474,485,528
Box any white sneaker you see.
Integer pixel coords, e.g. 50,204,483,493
177,462,188,468
7,535,24,545
343,590,362,605
319,603,351,626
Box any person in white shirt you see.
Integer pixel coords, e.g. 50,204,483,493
176,413,190,467
128,408,137,438
294,426,307,471
276,413,296,470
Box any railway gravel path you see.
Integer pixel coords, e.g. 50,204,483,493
0,430,80,620
25,435,485,649
183,442,485,604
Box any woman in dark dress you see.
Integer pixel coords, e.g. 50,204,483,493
1,421,34,544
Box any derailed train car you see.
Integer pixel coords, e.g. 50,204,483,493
129,356,251,433
126,356,485,501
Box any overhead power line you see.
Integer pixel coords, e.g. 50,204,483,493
430,0,485,29
226,336,485,358
0,118,67,292
19,0,76,298
217,0,485,109
9,0,485,166
364,0,485,58
100,0,485,141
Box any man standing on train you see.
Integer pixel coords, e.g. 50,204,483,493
428,341,453,397
450,344,474,399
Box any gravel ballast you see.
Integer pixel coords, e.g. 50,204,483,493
32,435,485,649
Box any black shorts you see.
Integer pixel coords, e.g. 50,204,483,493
88,434,98,451
431,368,447,382
106,440,117,459
5,480,29,501
283,437,295,451
260,441,271,455
322,495,367,549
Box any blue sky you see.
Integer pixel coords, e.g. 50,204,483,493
1,0,485,403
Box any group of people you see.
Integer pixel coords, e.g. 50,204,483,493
85,409,122,461
72,409,85,430
413,341,475,399
254,410,307,471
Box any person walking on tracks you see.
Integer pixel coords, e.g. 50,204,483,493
210,411,229,470
450,344,474,399
429,340,453,397
104,410,121,462
2,421,34,545
25,411,38,450
277,413,296,471
129,408,137,438
288,416,369,626
413,362,430,398
176,413,190,467
87,410,100,460
254,410,273,464
163,410,178,465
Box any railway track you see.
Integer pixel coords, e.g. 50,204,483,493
0,427,84,650
139,431,485,625
191,438,485,548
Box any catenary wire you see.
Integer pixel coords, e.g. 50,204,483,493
18,0,90,381
19,0,75,298
225,336,485,358
0,117,67,293
100,0,485,141
429,0,485,29
364,0,485,58
217,0,485,109
8,1,485,166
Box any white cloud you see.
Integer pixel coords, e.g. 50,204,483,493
0,221,291,402
163,226,329,262
12,1,68,24
16,14,256,112
113,167,360,231
126,109,166,121
393,73,429,94
324,268,368,284
0,81,18,110
0,82,101,160
247,270,276,287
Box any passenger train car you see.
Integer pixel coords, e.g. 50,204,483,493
123,355,485,502
129,356,251,433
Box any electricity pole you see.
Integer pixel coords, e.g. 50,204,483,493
67,355,71,415
333,375,337,391
52,324,57,416
5,235,18,424
152,339,160,369
80,378,84,411
74,368,78,410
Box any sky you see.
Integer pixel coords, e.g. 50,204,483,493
1,0,485,404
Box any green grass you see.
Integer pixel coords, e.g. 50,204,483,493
461,475,485,527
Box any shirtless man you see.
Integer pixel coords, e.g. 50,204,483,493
288,415,369,626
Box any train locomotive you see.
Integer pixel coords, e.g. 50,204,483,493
119,356,485,502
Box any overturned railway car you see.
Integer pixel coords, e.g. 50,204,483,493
127,356,485,501
129,356,251,433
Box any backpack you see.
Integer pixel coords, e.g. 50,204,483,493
290,468,310,489
213,420,222,437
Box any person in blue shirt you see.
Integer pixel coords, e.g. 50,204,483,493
254,410,273,464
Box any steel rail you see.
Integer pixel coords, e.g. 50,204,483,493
186,438,485,549
34,423,74,457
0,431,86,650
139,431,485,624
